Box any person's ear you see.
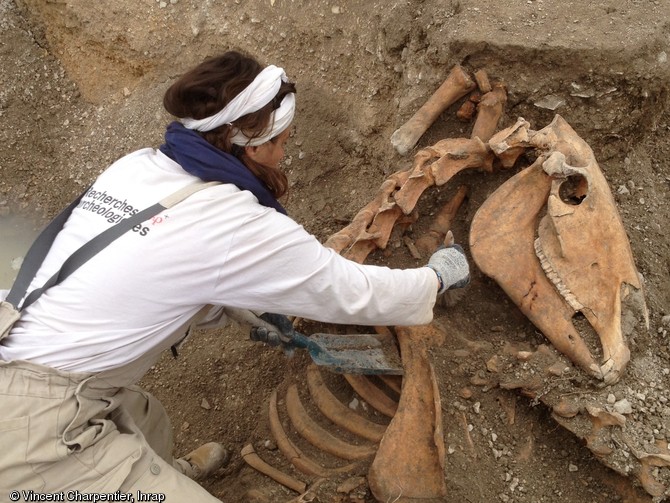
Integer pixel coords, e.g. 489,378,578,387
244,144,264,163
244,147,258,161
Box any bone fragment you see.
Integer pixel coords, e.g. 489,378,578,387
393,137,491,215
430,137,495,185
391,65,476,156
344,374,398,418
241,443,308,494
459,411,477,458
285,479,328,503
474,69,492,93
488,117,533,168
343,239,379,264
306,365,387,442
324,171,408,256
325,178,398,254
626,440,670,497
415,184,469,256
392,152,437,214
285,384,376,461
402,235,422,259
471,82,507,143
368,325,447,502
268,388,359,477
456,99,477,122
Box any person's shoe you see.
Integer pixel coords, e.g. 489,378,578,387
173,442,230,481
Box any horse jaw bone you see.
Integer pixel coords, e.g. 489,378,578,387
471,115,648,385
532,116,648,384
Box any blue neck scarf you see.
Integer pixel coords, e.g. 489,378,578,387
159,121,286,215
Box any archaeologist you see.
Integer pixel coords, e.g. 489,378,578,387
0,50,470,501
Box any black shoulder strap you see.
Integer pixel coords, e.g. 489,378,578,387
6,180,219,311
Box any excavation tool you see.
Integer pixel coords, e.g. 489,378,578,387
226,308,403,375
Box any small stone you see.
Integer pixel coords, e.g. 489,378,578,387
473,402,481,414
614,398,633,415
348,397,359,410
617,185,630,195
181,421,190,431
331,5,341,14
534,94,566,110
661,315,670,327
607,393,616,404
458,387,473,399
486,355,501,373
568,463,578,472
200,398,211,410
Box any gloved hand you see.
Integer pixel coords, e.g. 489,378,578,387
249,312,296,352
426,244,470,294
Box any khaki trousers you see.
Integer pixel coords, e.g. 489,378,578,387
0,360,221,502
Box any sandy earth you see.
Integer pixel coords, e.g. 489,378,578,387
1,0,670,502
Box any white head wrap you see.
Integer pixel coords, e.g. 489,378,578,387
180,64,295,147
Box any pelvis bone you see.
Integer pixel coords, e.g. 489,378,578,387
470,115,649,385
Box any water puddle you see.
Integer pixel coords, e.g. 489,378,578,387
0,209,44,290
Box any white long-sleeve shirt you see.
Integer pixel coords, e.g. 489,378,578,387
0,148,437,372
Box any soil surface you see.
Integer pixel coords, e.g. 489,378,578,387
2,1,670,502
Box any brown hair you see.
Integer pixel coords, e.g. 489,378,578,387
163,51,295,198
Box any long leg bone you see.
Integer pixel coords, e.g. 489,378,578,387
368,325,447,501
391,65,476,156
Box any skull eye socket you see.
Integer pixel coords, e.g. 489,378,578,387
559,174,588,205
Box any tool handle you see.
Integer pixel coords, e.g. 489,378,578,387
225,307,314,351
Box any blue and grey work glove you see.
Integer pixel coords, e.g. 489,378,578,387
249,312,297,355
426,244,471,294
